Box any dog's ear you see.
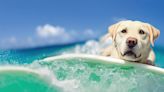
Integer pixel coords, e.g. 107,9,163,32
108,22,121,41
144,23,160,46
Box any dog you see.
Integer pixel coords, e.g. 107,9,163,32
102,20,160,65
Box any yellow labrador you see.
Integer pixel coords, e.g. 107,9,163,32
102,20,160,65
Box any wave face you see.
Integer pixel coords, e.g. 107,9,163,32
0,40,164,92
0,68,60,92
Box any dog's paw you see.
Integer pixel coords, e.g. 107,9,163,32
145,60,155,66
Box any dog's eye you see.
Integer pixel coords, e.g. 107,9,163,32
121,29,127,33
139,29,145,34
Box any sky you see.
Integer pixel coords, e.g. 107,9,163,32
0,0,164,49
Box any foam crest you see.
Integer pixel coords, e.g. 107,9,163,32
63,39,112,55
29,62,80,92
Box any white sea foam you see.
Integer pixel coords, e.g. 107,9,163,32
34,67,79,92
63,39,112,55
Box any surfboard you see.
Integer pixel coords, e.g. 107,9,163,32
43,54,164,74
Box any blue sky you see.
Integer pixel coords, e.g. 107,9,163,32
0,0,164,49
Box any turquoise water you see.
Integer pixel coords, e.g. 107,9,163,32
0,40,164,92
0,69,60,92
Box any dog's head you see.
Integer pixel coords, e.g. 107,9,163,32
109,20,160,61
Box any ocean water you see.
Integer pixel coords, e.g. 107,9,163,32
0,40,164,92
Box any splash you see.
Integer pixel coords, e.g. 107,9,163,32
63,39,112,55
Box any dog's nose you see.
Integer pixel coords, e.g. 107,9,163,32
126,37,137,48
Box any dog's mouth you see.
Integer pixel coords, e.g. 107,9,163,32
121,50,141,58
